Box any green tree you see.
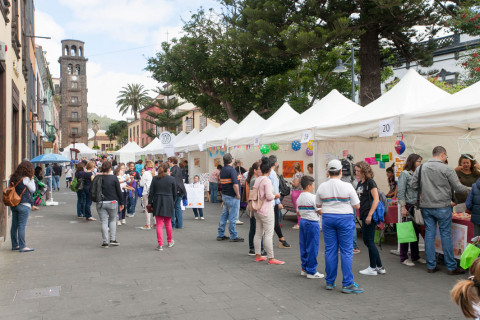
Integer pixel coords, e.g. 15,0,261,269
116,84,151,121
90,119,100,147
144,86,190,138
459,48,480,85
106,121,128,146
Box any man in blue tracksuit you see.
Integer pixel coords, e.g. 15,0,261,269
316,159,363,294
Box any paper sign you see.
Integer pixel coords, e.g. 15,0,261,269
160,131,174,148
185,184,204,208
394,156,407,180
180,153,184,158
379,161,385,169
254,136,260,146
342,150,348,158
381,154,390,162
301,130,312,143
389,152,393,160
365,157,378,165
198,143,204,152
379,118,394,137
375,154,381,161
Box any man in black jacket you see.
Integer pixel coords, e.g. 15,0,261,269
168,157,187,228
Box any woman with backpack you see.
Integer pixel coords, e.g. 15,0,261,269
252,157,285,265
9,160,36,252
246,161,266,257
355,161,385,276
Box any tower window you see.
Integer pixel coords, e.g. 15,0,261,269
71,81,78,89
71,112,78,118
67,64,73,75
64,45,69,56
79,46,83,57
71,127,78,135
71,96,78,103
71,45,77,56
75,65,80,75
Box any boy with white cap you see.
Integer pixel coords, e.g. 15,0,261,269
316,159,364,293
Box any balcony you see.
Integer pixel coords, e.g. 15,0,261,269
68,117,81,122
68,101,81,106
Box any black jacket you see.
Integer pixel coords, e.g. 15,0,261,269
148,176,177,218
97,174,123,205
170,165,186,196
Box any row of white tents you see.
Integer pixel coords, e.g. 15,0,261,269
109,69,480,190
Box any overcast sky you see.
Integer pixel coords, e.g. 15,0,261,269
35,0,219,120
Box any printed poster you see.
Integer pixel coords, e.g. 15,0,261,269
185,184,205,208
194,158,200,167
435,223,468,259
394,156,406,181
282,161,303,179
214,158,222,167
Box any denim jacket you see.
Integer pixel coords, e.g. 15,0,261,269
397,170,417,207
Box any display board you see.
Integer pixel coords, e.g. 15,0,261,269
185,183,205,208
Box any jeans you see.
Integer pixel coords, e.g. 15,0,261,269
11,204,31,249
118,191,128,220
193,208,204,218
96,201,118,243
84,187,92,219
422,207,457,270
53,175,60,189
127,190,137,214
249,213,264,251
254,209,275,258
155,216,173,246
323,214,355,287
299,219,320,275
210,182,218,203
172,195,183,228
361,217,383,268
76,190,86,217
274,204,284,239
217,194,240,239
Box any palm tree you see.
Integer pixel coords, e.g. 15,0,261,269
91,119,100,147
116,84,151,120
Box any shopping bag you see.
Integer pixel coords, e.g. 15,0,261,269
396,221,418,244
460,244,480,270
375,230,385,244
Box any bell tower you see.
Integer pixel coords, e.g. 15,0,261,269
58,40,88,147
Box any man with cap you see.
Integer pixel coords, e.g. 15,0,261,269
316,159,363,294
217,153,244,242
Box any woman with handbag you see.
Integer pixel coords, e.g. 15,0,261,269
397,154,426,267
140,160,155,229
75,162,86,218
9,160,36,252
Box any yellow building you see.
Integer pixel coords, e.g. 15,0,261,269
0,1,30,242
178,102,220,133
88,130,118,153
127,119,141,145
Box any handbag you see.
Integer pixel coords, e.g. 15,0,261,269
414,207,424,226
460,243,480,269
415,165,425,226
396,220,418,243
3,178,27,207
76,178,85,191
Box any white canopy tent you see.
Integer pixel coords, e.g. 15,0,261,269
182,125,218,152
174,129,199,152
173,131,187,145
203,119,238,149
136,138,162,156
61,143,96,160
113,142,142,163
229,102,299,146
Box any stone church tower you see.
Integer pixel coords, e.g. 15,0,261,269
58,40,88,147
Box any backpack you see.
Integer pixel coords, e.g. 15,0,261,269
278,174,290,197
3,179,26,207
248,178,265,212
90,175,104,202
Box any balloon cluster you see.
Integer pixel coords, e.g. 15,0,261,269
260,144,270,154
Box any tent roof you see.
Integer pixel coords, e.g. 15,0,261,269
136,138,162,156
261,90,361,143
174,129,199,151
61,143,96,159
113,142,142,154
316,69,451,138
174,131,187,145
182,125,218,151
205,119,238,148
229,103,299,146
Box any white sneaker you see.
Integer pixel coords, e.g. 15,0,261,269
359,266,378,276
300,270,307,276
413,258,426,264
376,267,387,274
307,272,325,279
121,219,126,224
402,259,415,267
167,240,175,248
117,221,122,226
236,220,244,225
200,217,205,220
195,217,199,220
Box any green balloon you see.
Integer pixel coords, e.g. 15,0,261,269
260,144,270,154
270,143,279,151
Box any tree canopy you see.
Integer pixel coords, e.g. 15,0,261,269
116,84,151,121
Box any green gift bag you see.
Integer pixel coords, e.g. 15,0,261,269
375,230,384,244
460,244,480,270
396,221,418,243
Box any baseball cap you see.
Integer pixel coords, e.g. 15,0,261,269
328,159,342,171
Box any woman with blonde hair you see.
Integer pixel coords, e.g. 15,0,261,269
355,161,385,276
140,160,155,229
451,258,480,318
291,162,304,229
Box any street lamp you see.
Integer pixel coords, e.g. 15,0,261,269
332,45,356,103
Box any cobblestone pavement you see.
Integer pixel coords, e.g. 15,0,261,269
0,188,466,320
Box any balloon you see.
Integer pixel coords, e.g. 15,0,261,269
395,140,406,155
291,140,301,151
260,144,270,154
270,143,279,151
306,148,313,157
307,140,314,150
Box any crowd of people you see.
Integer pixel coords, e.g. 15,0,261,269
7,145,478,298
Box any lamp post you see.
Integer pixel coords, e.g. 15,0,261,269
332,45,356,103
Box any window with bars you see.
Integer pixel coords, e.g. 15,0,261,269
200,115,207,130
186,117,193,132
71,127,78,135
71,112,78,118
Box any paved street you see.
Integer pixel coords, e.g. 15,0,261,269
0,188,466,320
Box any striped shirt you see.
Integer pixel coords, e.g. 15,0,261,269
316,178,360,215
297,192,320,221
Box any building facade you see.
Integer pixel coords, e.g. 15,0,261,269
178,102,219,133
87,130,117,153
58,39,88,148
128,119,140,145
139,105,163,147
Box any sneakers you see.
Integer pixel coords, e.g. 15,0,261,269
109,240,120,246
413,258,426,264
402,259,415,267
101,243,109,248
200,217,205,220
300,270,307,276
229,237,245,242
167,240,175,248
236,220,244,225
216,236,229,241
255,257,267,262
342,283,364,294
353,248,361,254
292,224,299,230
248,249,255,256
306,272,325,279
195,217,199,220
126,213,135,218
142,225,151,230
156,246,163,251
359,266,377,276
268,259,285,265
117,221,122,226
326,283,336,290
121,219,126,225
376,267,386,275
278,240,291,248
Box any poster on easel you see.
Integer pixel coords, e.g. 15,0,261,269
185,183,204,208
435,223,468,259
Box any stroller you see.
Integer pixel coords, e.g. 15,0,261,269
33,176,47,206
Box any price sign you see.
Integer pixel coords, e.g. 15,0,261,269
379,118,394,137
254,136,260,146
301,130,312,143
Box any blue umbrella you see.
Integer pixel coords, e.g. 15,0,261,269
30,153,71,164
